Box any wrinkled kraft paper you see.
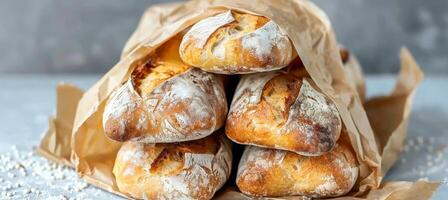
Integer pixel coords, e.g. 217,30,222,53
37,0,439,199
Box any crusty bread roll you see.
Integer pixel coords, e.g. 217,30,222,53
226,66,341,156
179,10,295,74
113,134,232,200
236,133,358,198
103,35,228,143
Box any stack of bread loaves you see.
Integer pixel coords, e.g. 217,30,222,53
103,10,360,199
102,34,233,199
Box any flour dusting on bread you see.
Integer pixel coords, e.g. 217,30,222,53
179,11,294,73
227,71,341,155
237,146,285,178
102,80,138,136
297,79,341,130
236,143,358,198
114,136,232,199
283,78,341,154
314,175,339,196
160,176,189,199
105,67,227,143
332,148,359,194
141,68,226,142
241,20,290,61
229,72,279,114
114,142,158,177
181,10,235,49
211,37,227,60
166,74,215,129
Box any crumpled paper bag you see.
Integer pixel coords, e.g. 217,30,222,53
37,0,439,199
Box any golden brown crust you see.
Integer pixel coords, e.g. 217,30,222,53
236,136,358,198
133,35,191,95
113,134,233,200
179,10,295,74
226,66,341,155
103,35,228,143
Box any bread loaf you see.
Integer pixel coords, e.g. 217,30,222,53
226,66,341,156
179,10,295,74
103,35,228,143
113,134,233,200
236,133,358,198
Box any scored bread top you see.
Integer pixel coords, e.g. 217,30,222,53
226,64,341,156
102,34,228,143
113,134,233,199
179,10,295,74
132,34,191,96
236,130,358,198
116,135,220,177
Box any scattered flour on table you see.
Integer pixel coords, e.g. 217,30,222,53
0,146,113,200
401,136,448,181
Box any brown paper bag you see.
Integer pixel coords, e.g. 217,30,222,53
343,52,366,102
37,0,439,199
37,83,83,167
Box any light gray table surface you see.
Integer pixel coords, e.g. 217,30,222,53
0,74,447,199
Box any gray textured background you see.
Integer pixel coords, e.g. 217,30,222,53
0,0,447,74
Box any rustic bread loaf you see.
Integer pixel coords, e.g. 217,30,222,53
179,10,295,74
113,134,233,200
236,132,358,198
103,35,228,143
226,65,341,156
